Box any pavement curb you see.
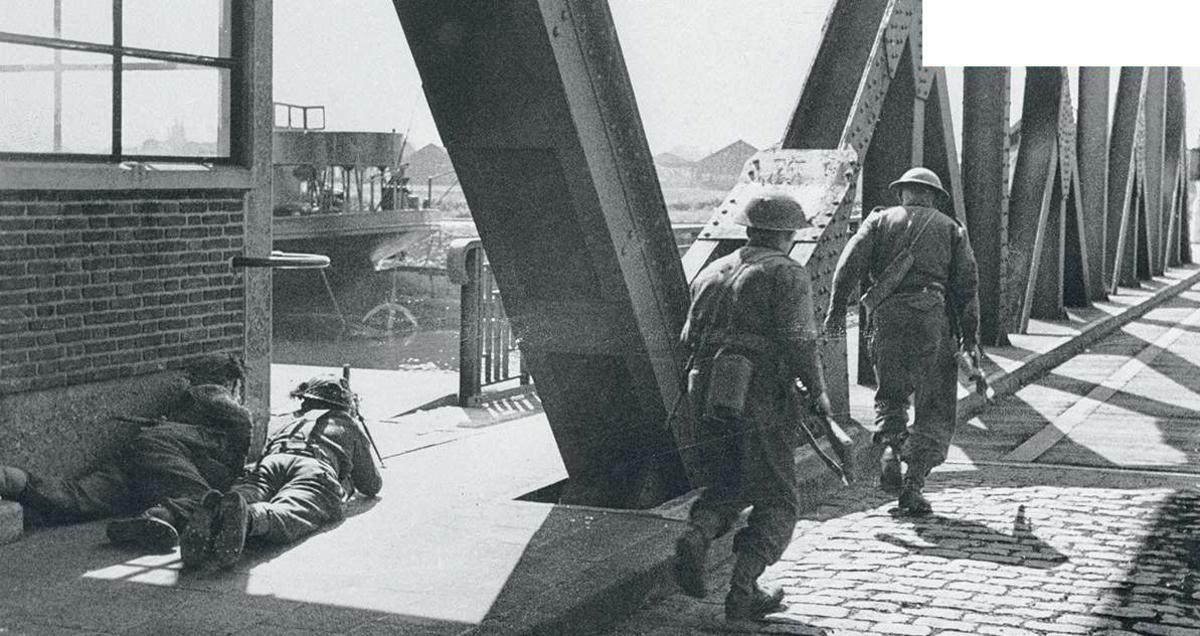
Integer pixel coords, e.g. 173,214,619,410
958,264,1200,424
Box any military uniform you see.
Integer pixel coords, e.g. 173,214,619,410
231,406,381,544
681,246,824,560
6,383,250,534
181,376,382,570
673,193,828,620
826,169,979,514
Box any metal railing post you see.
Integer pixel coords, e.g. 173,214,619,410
458,245,484,407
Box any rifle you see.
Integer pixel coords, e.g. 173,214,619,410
343,365,387,469
788,383,854,486
113,415,191,427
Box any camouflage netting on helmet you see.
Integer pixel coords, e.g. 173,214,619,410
290,376,358,411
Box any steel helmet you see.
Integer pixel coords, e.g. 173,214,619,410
290,375,356,409
733,192,809,231
888,167,948,199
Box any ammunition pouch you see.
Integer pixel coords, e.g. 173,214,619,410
704,350,755,420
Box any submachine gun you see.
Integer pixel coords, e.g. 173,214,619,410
788,384,854,486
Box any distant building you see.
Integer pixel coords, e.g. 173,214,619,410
134,119,219,157
653,152,696,186
405,143,454,183
695,140,758,188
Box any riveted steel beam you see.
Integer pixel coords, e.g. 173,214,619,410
394,0,691,507
1005,68,1093,329
1076,67,1110,301
1107,67,1146,292
1007,68,1066,329
1163,68,1186,268
1144,68,1168,276
962,67,1011,346
782,0,892,150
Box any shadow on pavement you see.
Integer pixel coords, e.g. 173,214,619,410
1092,488,1200,628
873,505,1068,568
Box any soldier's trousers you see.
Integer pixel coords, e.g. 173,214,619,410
233,454,346,544
687,411,800,567
20,423,239,527
20,462,133,523
867,292,958,470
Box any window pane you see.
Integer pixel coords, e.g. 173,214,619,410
122,0,231,58
122,57,230,157
0,0,113,44
0,43,112,154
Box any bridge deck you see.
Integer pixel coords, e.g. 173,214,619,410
3,265,1200,635
616,269,1200,635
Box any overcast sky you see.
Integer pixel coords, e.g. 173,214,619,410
273,0,1200,157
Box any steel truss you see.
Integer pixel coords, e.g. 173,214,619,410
395,0,1192,505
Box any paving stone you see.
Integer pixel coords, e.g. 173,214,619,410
870,622,931,635
1023,621,1093,634
811,617,872,631
782,603,849,619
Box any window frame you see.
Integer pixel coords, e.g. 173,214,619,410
0,0,245,165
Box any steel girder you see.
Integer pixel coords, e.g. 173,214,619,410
1107,67,1192,294
1001,69,1089,331
962,68,1012,347
393,0,692,508
393,0,1194,510
1077,68,1111,303
966,65,1190,336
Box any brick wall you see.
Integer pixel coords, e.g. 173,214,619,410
0,190,247,394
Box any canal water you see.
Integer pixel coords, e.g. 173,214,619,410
271,298,464,418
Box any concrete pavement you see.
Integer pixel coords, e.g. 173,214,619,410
4,264,1200,635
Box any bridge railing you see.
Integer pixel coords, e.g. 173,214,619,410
447,239,532,407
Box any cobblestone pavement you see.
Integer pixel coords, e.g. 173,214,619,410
613,464,1200,635
612,285,1200,636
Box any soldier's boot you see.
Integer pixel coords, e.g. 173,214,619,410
105,507,178,553
724,554,785,621
211,491,249,570
878,446,903,495
179,490,222,570
897,463,933,516
0,466,28,499
673,525,711,598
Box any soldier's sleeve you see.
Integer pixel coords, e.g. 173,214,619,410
950,226,981,347
776,264,828,396
351,421,383,497
827,215,877,319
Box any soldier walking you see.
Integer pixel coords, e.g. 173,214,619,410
824,167,980,515
672,192,831,621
